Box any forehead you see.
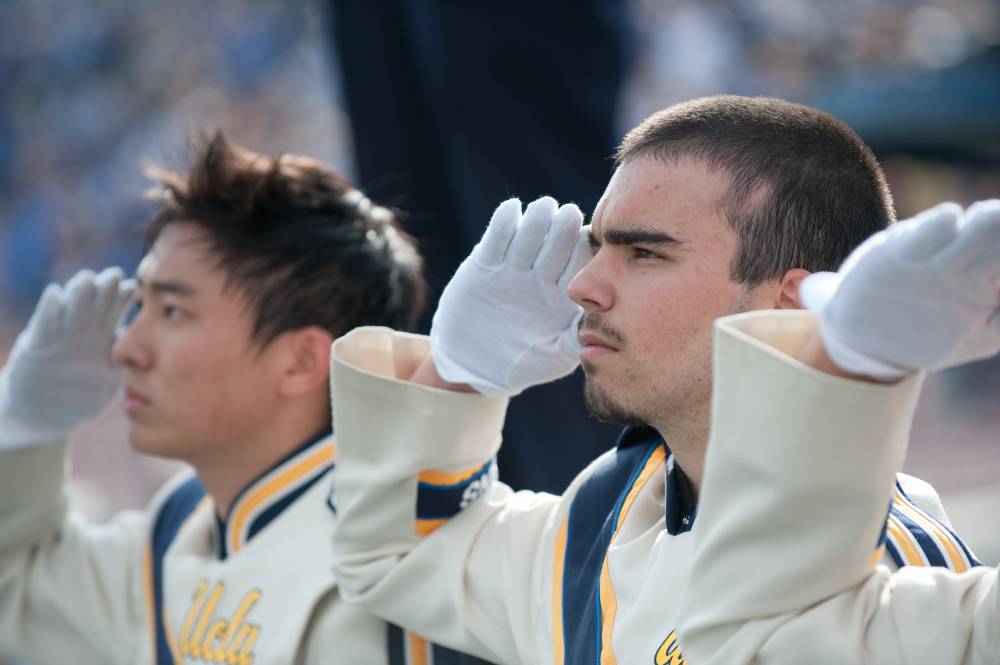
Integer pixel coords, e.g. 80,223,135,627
592,155,732,239
137,222,224,287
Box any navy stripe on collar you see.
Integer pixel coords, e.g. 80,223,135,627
215,427,335,558
614,424,660,449
615,425,697,535
664,454,697,536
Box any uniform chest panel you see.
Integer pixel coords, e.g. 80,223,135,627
557,440,685,664
608,524,693,665
150,475,338,665
163,550,332,664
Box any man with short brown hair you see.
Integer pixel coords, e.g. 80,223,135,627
326,96,975,664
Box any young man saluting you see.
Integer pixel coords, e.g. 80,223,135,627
0,133,487,665
327,96,976,664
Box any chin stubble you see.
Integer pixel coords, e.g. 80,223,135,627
582,372,645,426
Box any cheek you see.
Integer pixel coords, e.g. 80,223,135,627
630,273,706,336
160,340,261,428
625,270,733,365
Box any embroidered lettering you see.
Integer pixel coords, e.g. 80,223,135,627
655,629,687,665
459,464,497,509
179,580,209,654
176,580,262,665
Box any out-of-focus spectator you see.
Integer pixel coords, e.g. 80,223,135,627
325,0,634,493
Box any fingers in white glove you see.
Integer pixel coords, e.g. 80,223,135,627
536,203,584,282
92,267,125,326
962,198,1000,229
0,267,132,447
944,316,1000,371
507,196,558,270
476,198,522,267
560,309,585,358
806,198,1000,378
114,278,138,327
888,202,962,261
799,271,838,313
558,224,593,291
431,195,588,396
24,284,65,348
804,202,971,312
63,269,100,332
944,200,1000,291
805,203,965,312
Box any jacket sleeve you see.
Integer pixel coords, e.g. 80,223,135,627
329,327,565,665
677,310,998,665
0,438,151,665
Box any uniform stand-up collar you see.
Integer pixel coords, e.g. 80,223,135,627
615,425,697,536
212,428,334,559
664,454,697,535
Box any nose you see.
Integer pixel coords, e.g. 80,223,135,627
567,250,614,312
111,311,152,372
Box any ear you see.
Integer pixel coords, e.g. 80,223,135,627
274,326,335,398
775,268,812,310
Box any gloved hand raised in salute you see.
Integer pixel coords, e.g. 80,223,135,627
430,196,590,396
0,267,135,449
802,200,1000,380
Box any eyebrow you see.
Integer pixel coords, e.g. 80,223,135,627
592,227,685,248
136,277,198,297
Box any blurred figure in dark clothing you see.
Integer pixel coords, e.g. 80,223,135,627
326,0,632,492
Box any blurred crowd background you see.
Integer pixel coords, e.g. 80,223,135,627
1,0,999,570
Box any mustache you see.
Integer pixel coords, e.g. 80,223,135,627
578,312,627,347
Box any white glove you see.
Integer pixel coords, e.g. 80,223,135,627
431,196,590,396
802,200,1000,380
0,267,136,449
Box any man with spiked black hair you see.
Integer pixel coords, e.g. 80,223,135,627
0,132,490,665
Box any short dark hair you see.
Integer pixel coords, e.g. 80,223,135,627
616,95,895,287
144,132,426,344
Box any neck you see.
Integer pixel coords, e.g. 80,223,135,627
188,406,330,519
651,403,710,499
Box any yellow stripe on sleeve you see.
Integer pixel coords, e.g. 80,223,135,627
415,518,448,537
418,464,487,486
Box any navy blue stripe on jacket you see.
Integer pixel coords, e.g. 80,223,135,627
561,426,663,664
150,476,206,665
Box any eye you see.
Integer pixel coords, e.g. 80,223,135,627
632,247,663,260
162,304,185,320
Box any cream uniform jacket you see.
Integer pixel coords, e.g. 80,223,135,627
0,429,483,665
677,310,995,665
327,320,975,665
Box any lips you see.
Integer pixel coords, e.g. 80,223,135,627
579,332,618,350
123,386,151,414
578,332,619,360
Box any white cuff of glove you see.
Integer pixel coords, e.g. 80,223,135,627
432,347,511,396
